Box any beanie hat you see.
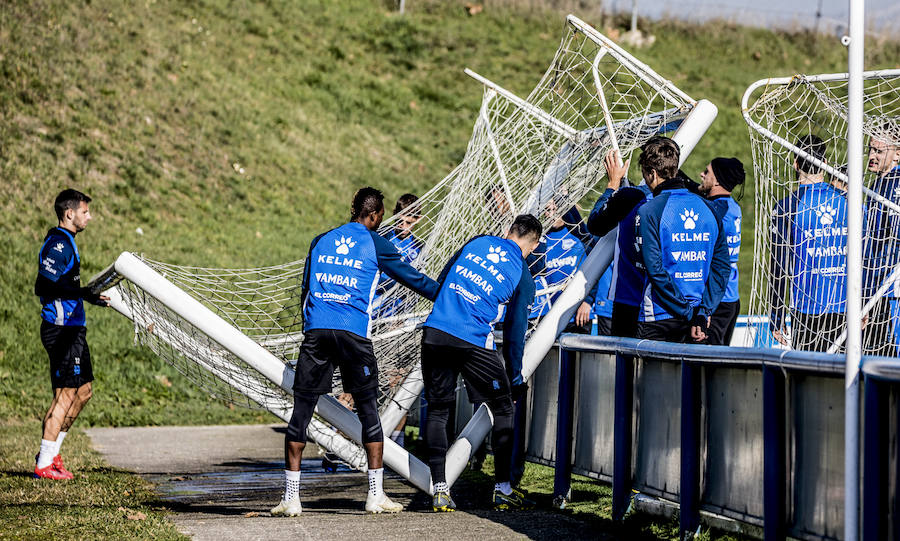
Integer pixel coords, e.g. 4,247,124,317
710,157,745,192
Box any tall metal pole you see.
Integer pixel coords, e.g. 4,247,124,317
844,0,864,539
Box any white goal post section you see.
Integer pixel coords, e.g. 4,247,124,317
741,69,900,353
99,253,432,490
93,15,717,493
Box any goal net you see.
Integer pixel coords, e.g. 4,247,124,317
92,14,701,475
743,70,900,354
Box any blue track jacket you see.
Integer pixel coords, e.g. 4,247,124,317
36,228,86,326
425,235,535,385
708,195,742,303
302,221,439,338
587,183,653,307
636,178,730,322
770,181,848,329
863,166,900,298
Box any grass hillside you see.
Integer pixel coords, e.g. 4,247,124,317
2,0,899,428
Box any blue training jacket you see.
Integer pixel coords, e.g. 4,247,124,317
530,226,586,318
770,182,848,328
863,166,900,298
636,181,730,322
708,195,742,303
592,264,614,319
425,235,535,385
302,221,439,338
587,183,653,307
37,227,85,326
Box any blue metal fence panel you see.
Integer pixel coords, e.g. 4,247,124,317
702,367,765,524
790,374,846,539
633,358,682,500
573,352,615,480
526,349,560,464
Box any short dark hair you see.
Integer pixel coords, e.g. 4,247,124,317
351,187,384,220
638,136,680,181
795,134,826,174
394,193,419,215
508,214,542,242
54,189,91,221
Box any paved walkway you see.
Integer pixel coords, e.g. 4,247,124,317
86,425,602,540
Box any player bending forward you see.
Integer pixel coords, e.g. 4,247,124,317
423,214,541,512
34,189,109,479
271,187,439,517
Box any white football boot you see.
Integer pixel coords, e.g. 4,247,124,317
270,496,302,517
365,493,403,514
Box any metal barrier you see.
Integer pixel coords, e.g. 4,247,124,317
451,334,899,541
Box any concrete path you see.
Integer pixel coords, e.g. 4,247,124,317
87,424,602,540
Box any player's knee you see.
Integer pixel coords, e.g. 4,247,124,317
352,388,383,444
286,391,318,443
486,396,514,434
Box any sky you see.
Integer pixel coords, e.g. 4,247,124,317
611,0,899,37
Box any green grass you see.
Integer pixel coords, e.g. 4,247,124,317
0,420,184,540
458,453,752,541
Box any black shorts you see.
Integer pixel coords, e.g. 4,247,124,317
421,327,511,405
292,329,379,394
41,320,93,389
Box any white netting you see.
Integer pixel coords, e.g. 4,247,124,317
104,16,696,455
744,70,900,354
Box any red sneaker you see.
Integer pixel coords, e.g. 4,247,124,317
34,463,71,480
52,455,73,479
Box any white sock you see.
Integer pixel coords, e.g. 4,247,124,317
433,481,449,494
56,431,67,453
495,481,512,495
37,439,56,469
368,467,384,498
390,430,401,441
284,469,301,502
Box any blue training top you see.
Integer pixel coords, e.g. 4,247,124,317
302,221,439,338
770,182,848,326
588,183,653,307
636,182,730,322
592,264,614,319
530,227,586,318
708,195,742,303
863,166,900,298
424,235,535,385
37,227,85,326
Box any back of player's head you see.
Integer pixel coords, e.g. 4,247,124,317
508,214,542,243
795,134,826,174
639,136,680,181
351,187,384,220
54,189,92,221
394,193,420,216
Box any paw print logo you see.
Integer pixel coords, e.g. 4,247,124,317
335,236,356,255
680,209,699,230
816,204,837,226
486,245,508,264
